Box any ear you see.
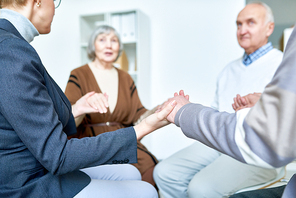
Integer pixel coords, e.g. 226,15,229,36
33,0,41,7
266,22,274,37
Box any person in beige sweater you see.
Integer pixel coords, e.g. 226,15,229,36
65,25,158,188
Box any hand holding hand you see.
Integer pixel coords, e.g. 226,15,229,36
156,90,190,123
72,91,109,118
167,90,190,123
134,100,177,140
86,92,109,113
232,92,261,112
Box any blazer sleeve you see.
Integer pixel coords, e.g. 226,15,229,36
175,29,296,169
0,37,137,175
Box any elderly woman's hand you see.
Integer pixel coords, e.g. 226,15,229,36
72,91,109,118
86,92,109,113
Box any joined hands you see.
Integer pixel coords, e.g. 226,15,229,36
157,90,190,123
72,91,109,118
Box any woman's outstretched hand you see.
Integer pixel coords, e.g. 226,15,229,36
134,100,177,140
156,90,190,124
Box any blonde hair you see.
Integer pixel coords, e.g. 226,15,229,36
0,0,27,8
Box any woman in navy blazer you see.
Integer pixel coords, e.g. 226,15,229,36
0,0,177,197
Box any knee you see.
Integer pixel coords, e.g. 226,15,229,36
136,181,158,198
120,164,141,180
153,160,171,183
187,177,219,198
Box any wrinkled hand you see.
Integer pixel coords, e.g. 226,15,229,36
157,90,190,123
167,90,190,123
134,100,177,140
86,92,109,113
72,91,109,118
232,92,261,112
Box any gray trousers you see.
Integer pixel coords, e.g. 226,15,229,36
154,142,277,198
75,164,158,198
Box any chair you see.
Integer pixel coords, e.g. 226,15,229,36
235,166,287,194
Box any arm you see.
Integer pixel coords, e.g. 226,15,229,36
133,105,159,126
233,29,296,167
0,38,177,175
167,92,269,166
167,94,246,163
170,35,296,169
0,39,136,175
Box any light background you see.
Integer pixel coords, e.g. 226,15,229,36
31,0,271,160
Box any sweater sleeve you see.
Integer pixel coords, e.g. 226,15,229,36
241,28,296,168
175,103,247,163
175,28,296,169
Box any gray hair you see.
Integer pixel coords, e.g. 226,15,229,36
87,25,123,61
248,1,274,24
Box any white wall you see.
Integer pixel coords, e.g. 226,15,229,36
31,0,245,160
246,0,296,50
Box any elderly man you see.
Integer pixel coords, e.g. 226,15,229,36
154,2,283,198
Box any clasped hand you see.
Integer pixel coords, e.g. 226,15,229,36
157,90,190,123
134,90,190,139
72,91,109,118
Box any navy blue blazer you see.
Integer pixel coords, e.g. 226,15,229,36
0,19,137,197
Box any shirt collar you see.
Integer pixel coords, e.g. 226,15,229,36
242,42,273,66
0,9,39,43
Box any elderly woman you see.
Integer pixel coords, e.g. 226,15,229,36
0,0,177,197
65,25,159,187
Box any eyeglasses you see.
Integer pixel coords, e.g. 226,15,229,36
54,0,61,8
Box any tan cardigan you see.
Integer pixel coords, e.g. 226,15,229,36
65,64,158,176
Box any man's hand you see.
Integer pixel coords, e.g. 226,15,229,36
232,92,261,111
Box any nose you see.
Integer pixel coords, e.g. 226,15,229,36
239,24,248,35
105,40,112,48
